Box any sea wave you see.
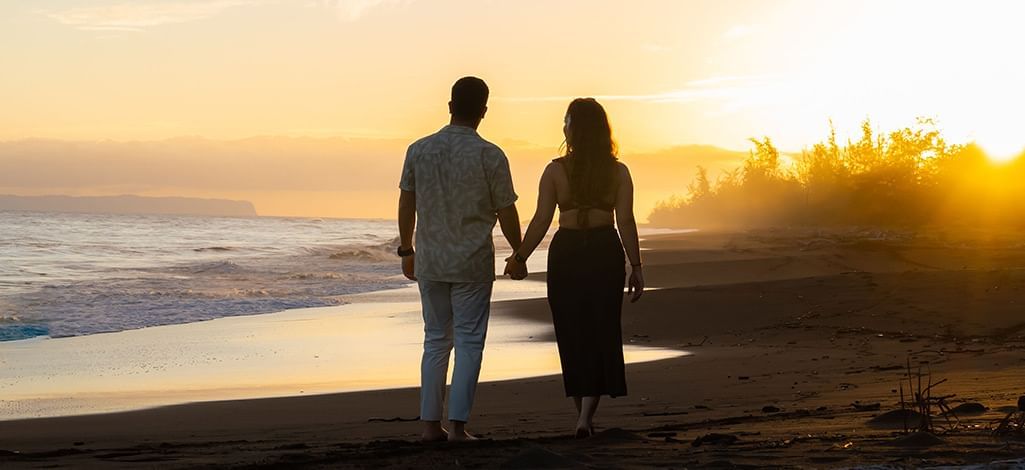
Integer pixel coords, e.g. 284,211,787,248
0,324,49,342
285,272,356,280
306,237,399,263
327,248,393,262
0,213,405,341
193,246,234,252
187,260,245,274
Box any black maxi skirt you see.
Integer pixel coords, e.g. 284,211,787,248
546,226,627,398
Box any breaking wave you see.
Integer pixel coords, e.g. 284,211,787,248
0,213,407,341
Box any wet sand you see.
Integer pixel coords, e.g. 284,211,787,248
4,228,1025,468
0,270,679,420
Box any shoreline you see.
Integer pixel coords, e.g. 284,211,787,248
4,227,1025,468
0,268,681,421
0,226,685,344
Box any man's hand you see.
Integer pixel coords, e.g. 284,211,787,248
402,254,417,281
503,256,528,280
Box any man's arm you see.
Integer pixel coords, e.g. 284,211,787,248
496,203,521,252
398,190,417,280
485,147,523,278
497,203,526,280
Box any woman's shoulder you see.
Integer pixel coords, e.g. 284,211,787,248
547,156,570,172
542,159,565,178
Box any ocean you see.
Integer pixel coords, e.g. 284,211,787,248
0,211,405,341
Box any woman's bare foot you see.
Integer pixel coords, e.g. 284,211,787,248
574,396,600,439
574,423,594,439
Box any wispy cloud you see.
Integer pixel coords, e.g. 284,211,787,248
497,75,776,106
310,0,410,22
497,89,735,104
684,75,774,87
40,0,268,32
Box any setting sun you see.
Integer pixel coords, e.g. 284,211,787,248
979,139,1025,164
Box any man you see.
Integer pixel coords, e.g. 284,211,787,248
397,76,527,442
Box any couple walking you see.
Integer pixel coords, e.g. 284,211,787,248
396,76,644,442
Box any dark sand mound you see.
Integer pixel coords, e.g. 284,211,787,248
868,409,927,428
947,403,988,415
692,433,740,447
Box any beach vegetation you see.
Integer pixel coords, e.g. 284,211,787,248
650,119,1025,229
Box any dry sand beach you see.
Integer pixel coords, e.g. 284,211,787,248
3,229,1025,468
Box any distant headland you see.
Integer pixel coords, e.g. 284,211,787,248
0,195,258,217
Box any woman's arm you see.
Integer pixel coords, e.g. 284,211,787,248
615,163,644,302
513,163,559,261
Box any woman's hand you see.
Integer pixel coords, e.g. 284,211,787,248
628,266,644,303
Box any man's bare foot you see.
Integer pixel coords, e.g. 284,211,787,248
574,424,594,439
447,430,478,442
421,428,448,442
421,422,448,443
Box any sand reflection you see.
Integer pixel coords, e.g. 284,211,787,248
0,298,686,420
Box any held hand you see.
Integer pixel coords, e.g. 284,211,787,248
401,254,417,281
504,256,528,280
513,261,528,280
627,266,644,303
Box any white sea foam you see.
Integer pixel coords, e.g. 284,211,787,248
0,211,406,341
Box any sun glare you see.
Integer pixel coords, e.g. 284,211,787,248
979,139,1025,164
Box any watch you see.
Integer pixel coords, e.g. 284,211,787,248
397,246,415,257
514,252,527,263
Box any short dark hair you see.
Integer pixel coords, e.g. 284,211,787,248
450,76,489,120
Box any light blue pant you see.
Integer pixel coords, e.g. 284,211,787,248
418,280,493,423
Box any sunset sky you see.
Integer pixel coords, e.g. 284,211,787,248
1,0,1023,219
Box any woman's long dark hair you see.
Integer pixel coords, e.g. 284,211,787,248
562,98,618,226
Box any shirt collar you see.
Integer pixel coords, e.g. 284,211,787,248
440,124,479,136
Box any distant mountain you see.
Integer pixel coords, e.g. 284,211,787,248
0,195,258,217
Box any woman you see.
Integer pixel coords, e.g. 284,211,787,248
508,98,644,437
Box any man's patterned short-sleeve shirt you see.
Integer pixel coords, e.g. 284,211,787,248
399,125,518,282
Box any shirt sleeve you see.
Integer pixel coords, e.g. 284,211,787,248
398,145,415,192
485,147,518,210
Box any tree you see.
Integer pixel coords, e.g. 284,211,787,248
687,166,711,201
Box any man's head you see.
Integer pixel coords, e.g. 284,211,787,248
449,76,489,124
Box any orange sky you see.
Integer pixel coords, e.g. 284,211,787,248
1,0,1023,219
